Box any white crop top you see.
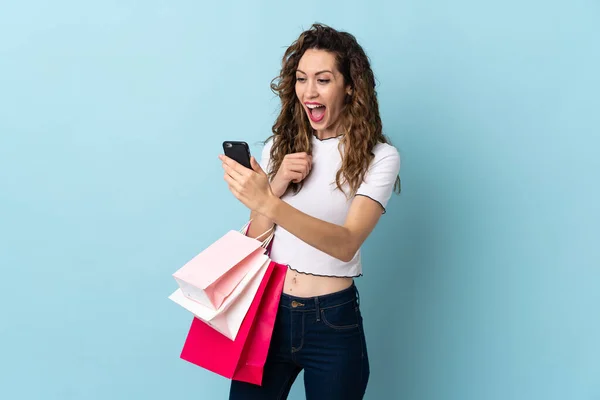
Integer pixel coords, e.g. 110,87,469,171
259,134,401,277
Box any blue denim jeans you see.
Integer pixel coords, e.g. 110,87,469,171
229,283,370,400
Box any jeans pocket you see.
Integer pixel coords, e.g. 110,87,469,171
320,299,360,330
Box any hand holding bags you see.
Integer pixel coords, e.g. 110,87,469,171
169,221,286,386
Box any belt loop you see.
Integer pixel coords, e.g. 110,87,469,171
315,296,321,322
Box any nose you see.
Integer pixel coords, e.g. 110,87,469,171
306,79,318,99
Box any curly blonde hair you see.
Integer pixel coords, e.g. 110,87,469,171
266,23,401,197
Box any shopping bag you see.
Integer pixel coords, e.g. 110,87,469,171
172,221,273,310
168,252,270,340
179,262,286,386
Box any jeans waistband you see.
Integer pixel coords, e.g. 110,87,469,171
279,282,359,312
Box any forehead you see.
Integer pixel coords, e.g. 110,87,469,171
297,49,338,74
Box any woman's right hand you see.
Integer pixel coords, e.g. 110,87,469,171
270,152,313,197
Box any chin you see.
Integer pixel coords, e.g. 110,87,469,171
309,121,327,131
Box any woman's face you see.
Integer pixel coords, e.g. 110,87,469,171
295,49,351,139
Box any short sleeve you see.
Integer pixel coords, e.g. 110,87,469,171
355,144,401,213
258,138,274,174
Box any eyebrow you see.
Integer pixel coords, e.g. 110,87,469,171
296,69,333,76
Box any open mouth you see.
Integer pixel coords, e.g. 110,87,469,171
306,103,326,123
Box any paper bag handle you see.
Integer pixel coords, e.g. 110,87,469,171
239,219,274,248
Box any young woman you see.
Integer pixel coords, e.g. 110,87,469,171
219,23,401,400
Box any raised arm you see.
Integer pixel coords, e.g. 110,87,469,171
220,144,400,261
245,141,312,240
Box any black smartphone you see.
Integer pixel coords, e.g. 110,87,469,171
222,141,252,169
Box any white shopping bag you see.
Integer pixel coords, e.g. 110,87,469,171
169,253,270,340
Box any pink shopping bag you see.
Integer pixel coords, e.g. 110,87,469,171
169,253,270,340
172,222,273,310
179,261,286,386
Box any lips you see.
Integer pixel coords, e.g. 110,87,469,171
305,102,326,123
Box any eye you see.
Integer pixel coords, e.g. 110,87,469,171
296,77,306,82
317,79,330,84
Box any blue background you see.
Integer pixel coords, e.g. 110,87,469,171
1,1,598,399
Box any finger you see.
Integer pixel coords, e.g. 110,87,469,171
286,159,311,169
227,183,239,197
220,154,250,177
288,156,311,168
287,161,311,174
250,156,264,175
284,154,312,170
288,171,304,183
283,162,309,177
288,166,309,179
285,152,311,160
298,154,312,169
222,161,244,181
224,171,243,193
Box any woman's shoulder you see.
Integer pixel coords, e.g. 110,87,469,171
369,141,401,170
354,141,400,211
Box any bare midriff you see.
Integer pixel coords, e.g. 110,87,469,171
282,266,354,297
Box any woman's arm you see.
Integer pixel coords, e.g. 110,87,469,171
220,153,385,261
262,194,383,262
245,210,275,240
243,149,313,240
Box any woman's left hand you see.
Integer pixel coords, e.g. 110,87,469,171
219,154,275,215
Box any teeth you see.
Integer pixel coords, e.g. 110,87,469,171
306,104,325,109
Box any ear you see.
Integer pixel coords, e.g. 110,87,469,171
345,86,353,105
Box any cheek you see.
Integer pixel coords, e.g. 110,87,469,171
326,87,344,107
326,90,345,114
295,83,303,99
